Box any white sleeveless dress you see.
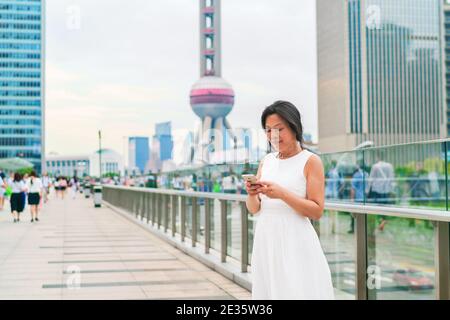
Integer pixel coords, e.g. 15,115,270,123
251,150,334,300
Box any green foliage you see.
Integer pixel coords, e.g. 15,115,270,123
394,158,446,177
394,166,415,177
102,172,119,178
16,167,34,176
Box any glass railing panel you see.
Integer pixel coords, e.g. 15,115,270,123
364,142,446,210
196,198,205,245
315,209,357,300
323,150,364,203
165,195,171,232
210,199,222,252
185,197,193,240
175,196,181,235
227,199,242,261
366,214,435,300
248,211,257,265
161,140,450,213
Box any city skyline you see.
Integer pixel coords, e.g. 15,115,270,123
44,0,317,157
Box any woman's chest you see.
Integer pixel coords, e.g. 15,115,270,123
261,159,307,195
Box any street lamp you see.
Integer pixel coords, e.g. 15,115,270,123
98,130,102,178
233,136,238,164
122,135,128,178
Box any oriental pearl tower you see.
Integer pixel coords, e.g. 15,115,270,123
190,0,235,163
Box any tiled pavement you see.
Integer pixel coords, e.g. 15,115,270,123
0,192,251,300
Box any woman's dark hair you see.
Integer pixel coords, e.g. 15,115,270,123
30,170,37,178
261,100,304,146
13,172,22,182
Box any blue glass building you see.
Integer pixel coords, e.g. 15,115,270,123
0,0,44,172
128,137,149,174
155,122,173,161
318,0,446,152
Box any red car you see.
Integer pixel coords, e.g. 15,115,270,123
393,269,434,291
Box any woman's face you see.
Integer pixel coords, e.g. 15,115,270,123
265,114,297,153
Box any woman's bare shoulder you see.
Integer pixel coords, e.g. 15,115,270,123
304,153,324,176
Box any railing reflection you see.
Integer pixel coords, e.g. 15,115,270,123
159,139,449,212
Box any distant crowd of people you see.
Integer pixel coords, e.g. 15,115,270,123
324,152,443,233
169,172,246,194
0,170,82,223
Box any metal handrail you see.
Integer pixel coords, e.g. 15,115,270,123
101,185,450,300
325,202,450,222
103,184,450,221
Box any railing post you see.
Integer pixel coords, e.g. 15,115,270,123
164,195,169,233
152,193,156,226
435,221,450,300
205,198,211,254
129,190,133,215
122,189,125,210
221,200,227,263
157,194,162,229
171,195,177,237
142,192,145,220
192,197,197,247
146,192,150,224
134,192,139,218
139,192,144,220
130,190,134,214
137,192,141,219
240,202,248,273
181,196,186,242
354,212,368,300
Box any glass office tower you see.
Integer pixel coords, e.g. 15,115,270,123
318,0,445,152
0,0,45,172
128,137,150,175
444,0,450,137
155,122,173,161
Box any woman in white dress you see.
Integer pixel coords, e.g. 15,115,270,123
246,101,334,300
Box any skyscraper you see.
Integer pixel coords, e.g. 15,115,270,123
443,0,450,137
317,0,446,152
155,122,173,161
128,137,149,175
189,0,235,163
0,0,45,172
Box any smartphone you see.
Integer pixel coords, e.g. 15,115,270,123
242,174,258,185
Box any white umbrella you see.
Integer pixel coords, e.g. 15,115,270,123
0,158,34,171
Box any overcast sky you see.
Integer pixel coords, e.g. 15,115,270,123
45,0,318,158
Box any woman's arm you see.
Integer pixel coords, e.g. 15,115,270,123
258,154,325,221
284,154,325,220
245,160,264,214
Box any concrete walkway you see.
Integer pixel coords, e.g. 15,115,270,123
0,192,251,300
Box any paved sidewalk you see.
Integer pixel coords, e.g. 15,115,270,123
0,193,251,300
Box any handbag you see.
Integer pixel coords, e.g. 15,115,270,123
5,186,12,197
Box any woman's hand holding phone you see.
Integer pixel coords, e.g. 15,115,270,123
245,181,264,196
243,176,264,196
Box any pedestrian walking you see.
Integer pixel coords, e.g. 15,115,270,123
26,171,43,222
0,170,5,211
69,176,78,199
42,172,50,203
10,173,27,223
